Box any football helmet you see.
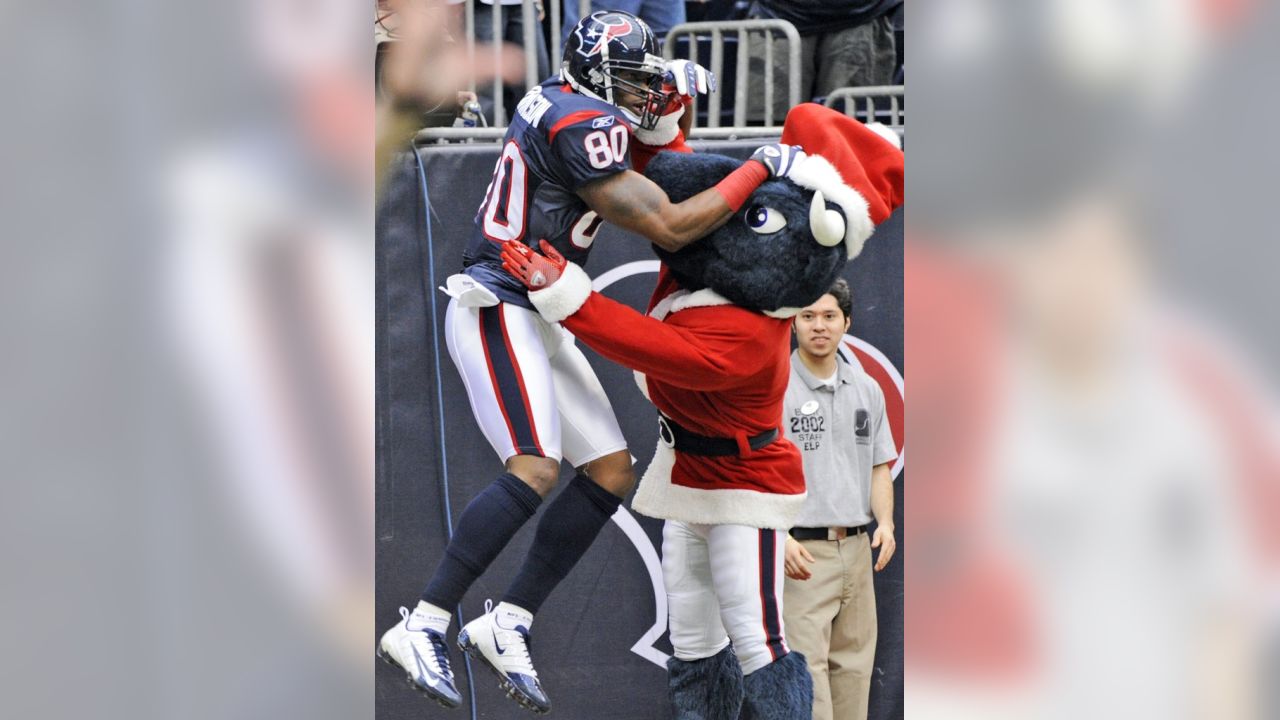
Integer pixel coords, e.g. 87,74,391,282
561,10,674,131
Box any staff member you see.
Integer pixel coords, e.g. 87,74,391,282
781,277,897,720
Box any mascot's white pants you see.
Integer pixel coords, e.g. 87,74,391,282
663,521,790,675
445,299,627,466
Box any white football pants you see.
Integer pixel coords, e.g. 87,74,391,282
663,521,790,675
444,299,627,466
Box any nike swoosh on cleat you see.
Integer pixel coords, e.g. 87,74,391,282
491,627,507,655
410,646,441,689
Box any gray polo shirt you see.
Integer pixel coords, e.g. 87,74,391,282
783,349,897,527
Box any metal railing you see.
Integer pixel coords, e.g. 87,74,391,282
415,124,791,144
548,0,592,78
463,0,539,127
824,85,905,128
405,9,904,145
463,0,596,126
662,20,801,130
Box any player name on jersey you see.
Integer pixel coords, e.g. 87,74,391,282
516,87,553,128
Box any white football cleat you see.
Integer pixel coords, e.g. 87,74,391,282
458,601,550,714
377,606,462,708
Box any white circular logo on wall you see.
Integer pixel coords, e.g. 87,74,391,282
838,335,905,480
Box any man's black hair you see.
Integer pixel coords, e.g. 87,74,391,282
827,277,852,320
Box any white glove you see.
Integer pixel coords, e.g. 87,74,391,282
664,59,716,98
750,143,807,179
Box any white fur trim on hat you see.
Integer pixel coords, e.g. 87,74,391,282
787,154,875,259
527,261,592,323
866,122,903,150
633,103,684,146
631,441,806,529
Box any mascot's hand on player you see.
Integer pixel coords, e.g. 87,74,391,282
750,143,807,180
502,239,567,289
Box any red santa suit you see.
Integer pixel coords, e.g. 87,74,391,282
632,287,808,528
575,282,806,528
523,255,806,674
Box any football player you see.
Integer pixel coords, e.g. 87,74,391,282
378,10,804,714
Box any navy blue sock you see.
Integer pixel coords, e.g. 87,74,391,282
421,472,542,609
503,474,623,614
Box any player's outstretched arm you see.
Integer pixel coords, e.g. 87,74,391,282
577,168,741,253
576,143,804,253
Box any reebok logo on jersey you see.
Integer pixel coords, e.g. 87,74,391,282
591,115,616,129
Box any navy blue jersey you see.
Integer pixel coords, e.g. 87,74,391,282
463,78,633,308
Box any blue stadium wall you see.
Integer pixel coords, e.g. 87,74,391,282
376,140,904,720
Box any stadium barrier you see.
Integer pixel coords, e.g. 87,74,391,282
381,4,903,140
662,19,802,129
824,84,905,127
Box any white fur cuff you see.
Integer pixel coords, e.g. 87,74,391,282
632,442,806,530
633,103,684,146
527,261,592,323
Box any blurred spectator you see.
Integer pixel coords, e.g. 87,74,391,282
905,3,1279,717
890,1,903,83
375,0,523,191
560,1,687,47
448,0,550,125
747,0,901,122
684,0,750,23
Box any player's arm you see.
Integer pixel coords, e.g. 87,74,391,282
577,168,746,252
678,99,694,139
574,142,806,252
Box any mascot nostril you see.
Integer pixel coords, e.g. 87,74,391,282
504,102,904,720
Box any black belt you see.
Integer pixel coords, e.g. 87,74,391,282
790,525,868,541
657,414,778,458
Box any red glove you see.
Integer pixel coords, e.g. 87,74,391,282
501,239,568,290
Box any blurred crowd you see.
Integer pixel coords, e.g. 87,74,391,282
375,0,904,130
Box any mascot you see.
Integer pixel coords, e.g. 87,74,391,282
503,103,904,719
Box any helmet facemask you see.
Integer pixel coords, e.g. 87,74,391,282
592,57,676,131
561,11,676,131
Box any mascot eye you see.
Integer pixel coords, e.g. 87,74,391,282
745,205,787,234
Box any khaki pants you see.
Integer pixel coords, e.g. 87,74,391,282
783,533,876,720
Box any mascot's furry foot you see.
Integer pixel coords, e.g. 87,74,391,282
667,646,744,720
741,651,813,720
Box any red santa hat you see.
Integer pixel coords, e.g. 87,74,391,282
780,103,905,259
